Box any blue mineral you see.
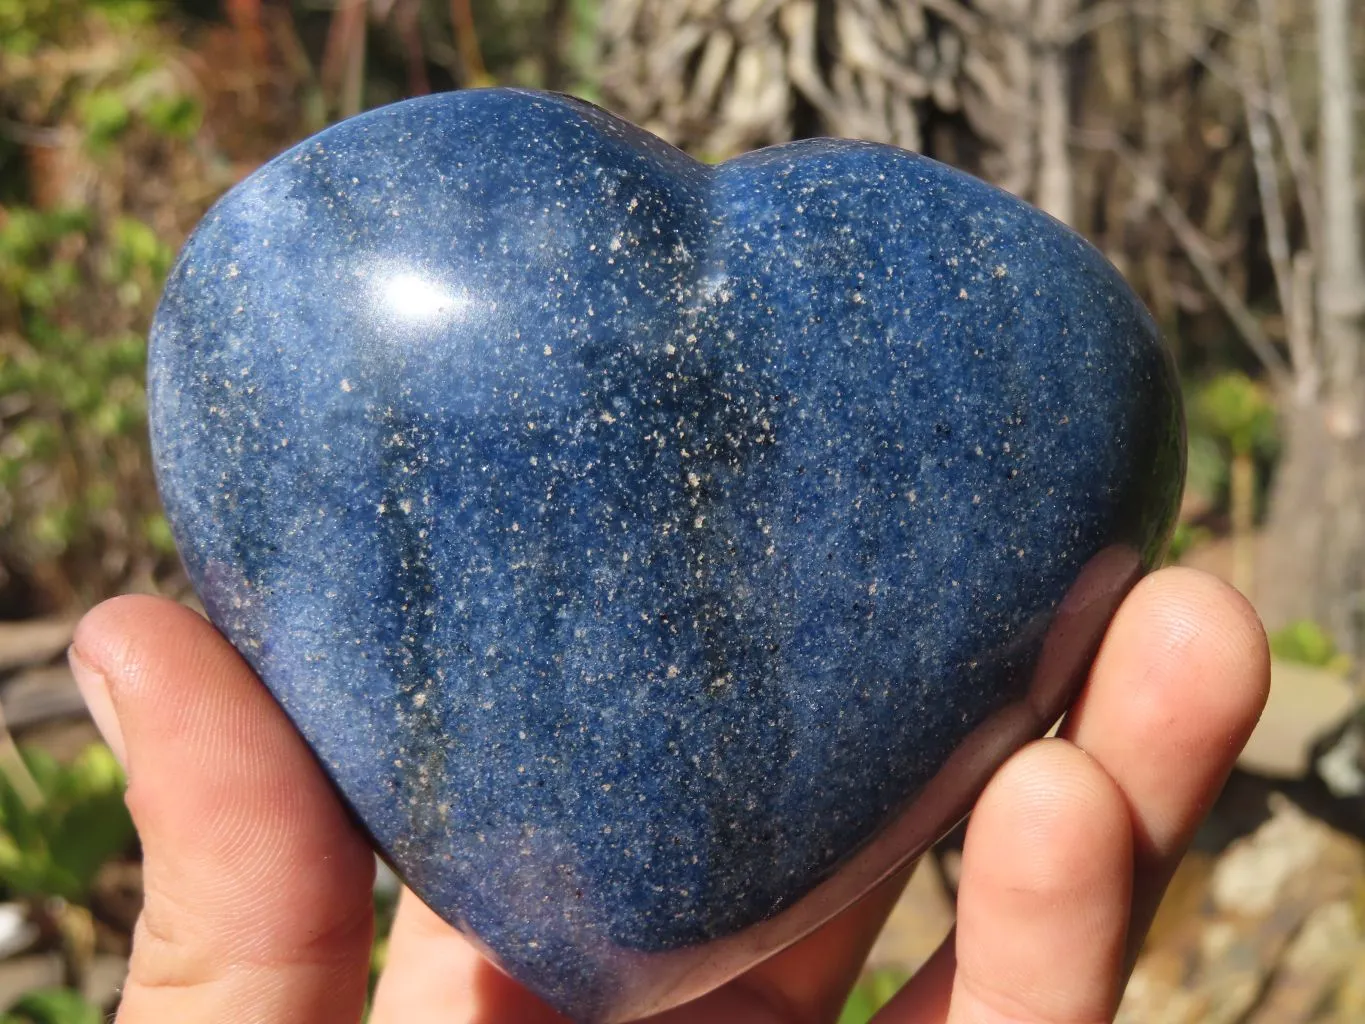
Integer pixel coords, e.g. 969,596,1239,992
148,88,1183,1021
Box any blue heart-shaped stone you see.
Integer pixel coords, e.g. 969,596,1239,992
149,88,1182,1021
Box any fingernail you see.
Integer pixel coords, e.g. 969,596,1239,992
68,646,127,769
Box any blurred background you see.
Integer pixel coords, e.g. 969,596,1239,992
2,1,1365,1021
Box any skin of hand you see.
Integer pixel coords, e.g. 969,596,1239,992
67,566,1268,1024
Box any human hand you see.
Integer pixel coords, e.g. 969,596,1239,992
69,566,1267,1024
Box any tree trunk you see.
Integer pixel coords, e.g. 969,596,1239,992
1034,0,1076,224
988,0,1036,200
1259,405,1363,647
1316,0,1365,413
1259,0,1365,656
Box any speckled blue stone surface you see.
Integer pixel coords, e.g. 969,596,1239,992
149,88,1182,1021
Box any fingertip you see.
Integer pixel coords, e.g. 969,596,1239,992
966,739,1132,905
73,595,225,707
74,592,203,658
1115,568,1270,709
952,739,1132,1024
1067,567,1271,843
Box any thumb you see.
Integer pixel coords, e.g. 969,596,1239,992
71,595,375,1024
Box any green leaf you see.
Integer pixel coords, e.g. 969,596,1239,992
28,506,78,555
143,512,177,554
107,216,172,287
1269,620,1351,673
839,968,909,1024
144,93,202,139
90,0,161,29
2,987,102,1024
48,746,133,901
111,217,162,266
1193,372,1278,458
0,745,132,902
66,743,126,798
1163,521,1210,565
79,89,131,149
0,209,42,260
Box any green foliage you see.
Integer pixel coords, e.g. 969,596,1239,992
143,512,177,555
1183,429,1228,511
0,208,91,310
1,0,159,55
0,988,101,1024
839,968,908,1024
0,745,133,904
76,81,203,153
564,0,602,98
1164,521,1211,565
78,90,132,150
0,204,161,560
1193,372,1278,459
3,0,202,152
1269,620,1352,674
1182,372,1280,530
0,0,199,602
361,877,400,1020
143,92,202,140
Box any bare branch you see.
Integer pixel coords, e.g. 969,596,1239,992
1257,0,1322,260
1061,0,1136,44
0,119,72,147
450,0,488,85
1063,0,1254,45
920,0,982,36
1247,99,1306,377
1035,0,1076,224
1317,0,1365,408
1074,128,1293,386
1290,251,1319,402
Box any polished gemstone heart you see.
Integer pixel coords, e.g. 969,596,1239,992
148,88,1183,1022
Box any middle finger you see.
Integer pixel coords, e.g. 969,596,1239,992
1059,567,1269,963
